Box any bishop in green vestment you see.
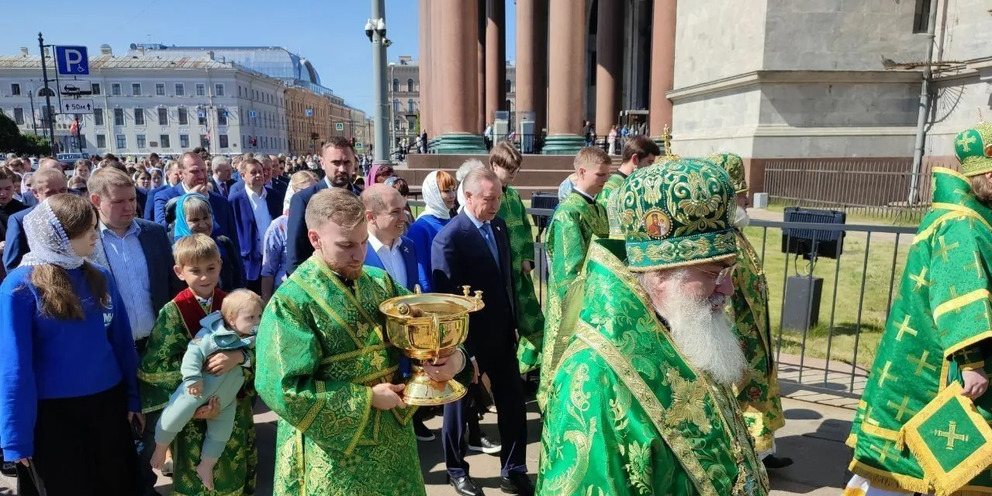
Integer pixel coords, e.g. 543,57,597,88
490,142,546,373
846,123,992,495
255,189,465,496
710,153,789,467
538,158,769,496
539,147,612,410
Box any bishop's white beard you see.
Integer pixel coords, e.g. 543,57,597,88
659,283,748,386
733,206,751,228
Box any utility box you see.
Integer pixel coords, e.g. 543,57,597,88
493,111,510,143
752,192,768,209
518,111,536,153
783,275,823,332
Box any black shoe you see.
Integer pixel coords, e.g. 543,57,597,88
413,420,435,441
500,472,534,496
468,435,501,454
0,462,16,477
762,455,793,469
449,475,485,496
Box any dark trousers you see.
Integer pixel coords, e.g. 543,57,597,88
443,347,528,479
134,337,160,495
17,383,140,496
245,278,262,295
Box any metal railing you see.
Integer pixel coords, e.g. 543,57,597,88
410,201,914,403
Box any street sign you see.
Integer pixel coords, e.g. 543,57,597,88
55,46,89,75
356,129,363,137
335,122,344,131
305,109,314,117
355,142,364,149
59,79,92,95
61,99,94,114
249,110,257,118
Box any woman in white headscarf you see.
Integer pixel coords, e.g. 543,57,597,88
406,170,457,293
455,159,486,211
260,170,317,301
0,193,141,494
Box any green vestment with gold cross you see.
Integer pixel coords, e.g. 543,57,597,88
538,190,609,410
255,258,423,496
731,229,786,454
536,239,770,496
497,185,546,373
847,167,992,494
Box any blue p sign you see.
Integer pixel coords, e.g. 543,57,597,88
55,46,89,75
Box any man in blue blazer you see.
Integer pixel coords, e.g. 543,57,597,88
228,158,283,293
229,156,287,207
143,161,180,220
152,152,238,247
3,168,68,271
431,167,533,496
209,156,237,198
286,137,361,274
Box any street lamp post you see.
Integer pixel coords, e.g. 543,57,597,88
366,0,391,165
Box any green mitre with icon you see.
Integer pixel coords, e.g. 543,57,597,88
615,157,738,272
707,153,748,193
955,122,992,177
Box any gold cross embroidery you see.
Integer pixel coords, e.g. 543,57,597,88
964,251,985,279
909,267,934,292
908,350,938,376
934,236,960,264
935,421,968,450
894,315,918,341
876,361,899,388
958,133,978,153
886,396,917,422
869,442,900,463
948,286,963,314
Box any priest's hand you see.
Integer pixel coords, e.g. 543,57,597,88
205,350,245,375
423,349,465,383
372,383,407,410
962,368,989,399
522,260,534,274
193,396,221,419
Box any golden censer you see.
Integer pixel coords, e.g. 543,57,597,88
379,286,484,406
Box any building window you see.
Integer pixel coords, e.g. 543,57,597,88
116,134,126,149
217,108,227,126
160,134,171,148
407,79,413,92
196,84,206,96
134,108,145,126
393,99,400,113
114,108,125,126
111,83,122,96
13,108,23,125
197,108,207,126
158,107,168,125
392,79,399,93
214,84,225,97
913,0,933,33
408,99,414,112
178,107,188,125
132,83,142,96
200,135,209,148
179,134,189,148
238,86,242,97
506,79,512,93
175,83,185,96
91,83,101,95
94,108,104,126
10,84,20,96
155,83,166,96
96,134,106,148
136,134,146,148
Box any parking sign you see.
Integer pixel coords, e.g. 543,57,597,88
55,46,89,75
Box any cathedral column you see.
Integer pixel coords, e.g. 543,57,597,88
485,0,507,134
543,0,586,154
649,0,677,146
418,0,431,140
433,0,487,153
595,0,624,141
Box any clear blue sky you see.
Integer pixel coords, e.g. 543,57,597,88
2,0,516,113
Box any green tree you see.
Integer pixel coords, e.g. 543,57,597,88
0,112,50,155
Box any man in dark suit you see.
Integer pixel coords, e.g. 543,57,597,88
229,157,282,293
153,151,238,246
361,184,425,291
432,167,533,496
87,167,184,496
286,136,361,274
3,168,68,271
144,161,180,221
209,156,237,198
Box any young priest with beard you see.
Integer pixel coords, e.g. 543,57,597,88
536,158,769,496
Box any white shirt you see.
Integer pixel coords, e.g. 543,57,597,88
368,231,408,288
247,187,273,241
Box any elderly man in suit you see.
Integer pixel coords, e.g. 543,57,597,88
286,136,361,274
229,157,283,294
210,156,236,198
87,167,185,495
3,168,68,271
152,152,238,247
432,167,533,496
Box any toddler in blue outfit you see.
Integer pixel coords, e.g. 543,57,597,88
149,289,262,490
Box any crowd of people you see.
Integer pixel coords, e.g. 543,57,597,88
1,120,987,496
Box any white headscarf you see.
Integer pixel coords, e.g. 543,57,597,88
419,171,450,220
19,199,86,270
